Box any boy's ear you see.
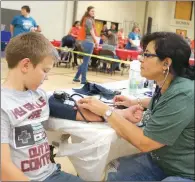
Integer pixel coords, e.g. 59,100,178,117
19,58,32,73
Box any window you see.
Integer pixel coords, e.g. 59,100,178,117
174,1,193,21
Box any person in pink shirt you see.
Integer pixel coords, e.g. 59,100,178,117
68,21,80,39
68,21,80,66
117,28,125,48
117,28,124,41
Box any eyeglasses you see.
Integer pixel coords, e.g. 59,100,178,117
141,53,158,58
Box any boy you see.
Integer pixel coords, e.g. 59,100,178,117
1,32,94,181
10,5,41,37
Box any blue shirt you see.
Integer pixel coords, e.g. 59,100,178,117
11,15,37,37
125,32,140,50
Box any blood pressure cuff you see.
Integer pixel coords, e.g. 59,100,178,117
49,95,77,120
73,82,121,100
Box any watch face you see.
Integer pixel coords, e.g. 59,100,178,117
106,110,112,117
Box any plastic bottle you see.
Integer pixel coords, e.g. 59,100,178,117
128,60,141,95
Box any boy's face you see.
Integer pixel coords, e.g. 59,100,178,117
21,56,54,90
21,8,28,16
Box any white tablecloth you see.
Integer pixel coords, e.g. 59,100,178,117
47,80,149,181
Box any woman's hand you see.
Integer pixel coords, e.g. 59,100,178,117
78,97,109,116
113,95,136,107
126,105,144,123
115,105,144,123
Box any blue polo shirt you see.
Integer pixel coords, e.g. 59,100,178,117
11,15,37,37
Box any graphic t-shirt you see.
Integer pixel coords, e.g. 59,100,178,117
1,88,56,181
11,15,37,37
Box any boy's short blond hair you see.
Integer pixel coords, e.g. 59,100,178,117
5,32,58,69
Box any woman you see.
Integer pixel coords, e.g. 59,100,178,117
125,26,140,50
68,21,80,66
73,6,98,84
110,23,117,34
68,21,80,39
117,28,125,49
78,32,194,181
117,28,124,42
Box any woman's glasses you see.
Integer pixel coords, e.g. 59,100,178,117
142,53,158,58
138,53,158,62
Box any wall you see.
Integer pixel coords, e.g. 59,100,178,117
76,1,136,24
1,1,73,40
134,1,147,34
168,1,194,39
1,1,147,40
3,1,191,41
75,1,143,36
145,1,194,38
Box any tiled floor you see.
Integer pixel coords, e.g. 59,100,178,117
1,58,128,175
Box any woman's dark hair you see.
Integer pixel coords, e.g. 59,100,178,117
21,5,30,13
80,6,94,25
141,32,194,80
73,21,79,27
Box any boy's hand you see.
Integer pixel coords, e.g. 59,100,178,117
1,144,29,181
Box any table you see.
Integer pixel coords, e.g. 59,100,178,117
50,40,140,60
46,80,149,181
93,46,140,60
51,40,194,65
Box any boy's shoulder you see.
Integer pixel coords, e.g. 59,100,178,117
1,88,48,109
1,87,47,97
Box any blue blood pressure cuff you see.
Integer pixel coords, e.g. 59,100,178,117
49,92,77,120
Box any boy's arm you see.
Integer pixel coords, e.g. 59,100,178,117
10,16,17,37
1,144,29,181
10,25,14,37
1,110,29,181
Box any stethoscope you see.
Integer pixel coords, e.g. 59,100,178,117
150,66,170,111
139,67,170,127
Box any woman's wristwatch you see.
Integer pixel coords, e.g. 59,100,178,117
136,97,143,107
103,107,115,120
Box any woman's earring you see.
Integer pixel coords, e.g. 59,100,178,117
163,67,169,74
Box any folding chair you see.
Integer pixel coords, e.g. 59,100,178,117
54,47,74,68
98,49,116,76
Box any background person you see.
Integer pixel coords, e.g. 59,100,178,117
110,23,117,34
100,24,108,35
10,5,41,37
68,21,80,66
125,26,140,50
68,21,80,39
73,6,98,84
